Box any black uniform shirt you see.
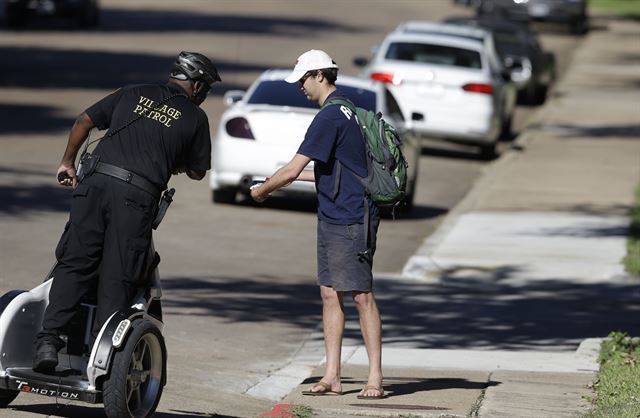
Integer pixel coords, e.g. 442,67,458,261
86,83,211,188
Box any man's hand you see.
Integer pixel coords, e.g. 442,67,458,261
250,154,312,203
57,164,77,188
250,185,268,203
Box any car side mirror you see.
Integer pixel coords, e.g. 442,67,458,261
223,90,245,106
353,57,368,67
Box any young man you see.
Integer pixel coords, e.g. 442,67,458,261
33,51,221,373
250,49,384,399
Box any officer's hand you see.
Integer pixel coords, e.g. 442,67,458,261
57,165,77,188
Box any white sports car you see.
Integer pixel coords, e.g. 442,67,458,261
356,21,517,158
209,69,420,209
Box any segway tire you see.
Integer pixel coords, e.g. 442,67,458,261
0,388,19,407
103,319,166,418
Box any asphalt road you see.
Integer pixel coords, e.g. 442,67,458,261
0,1,582,416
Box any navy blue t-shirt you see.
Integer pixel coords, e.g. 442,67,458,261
297,90,378,224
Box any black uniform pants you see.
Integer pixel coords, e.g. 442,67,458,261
40,173,158,338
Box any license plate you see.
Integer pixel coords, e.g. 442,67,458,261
417,83,444,97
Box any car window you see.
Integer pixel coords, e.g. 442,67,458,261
247,80,319,109
493,31,526,56
385,42,482,69
246,79,377,113
337,85,377,112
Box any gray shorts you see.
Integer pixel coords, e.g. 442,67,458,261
317,218,379,292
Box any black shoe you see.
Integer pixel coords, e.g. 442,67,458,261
33,337,64,374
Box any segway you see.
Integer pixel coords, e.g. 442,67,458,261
0,240,166,418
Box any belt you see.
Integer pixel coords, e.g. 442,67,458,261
94,162,163,199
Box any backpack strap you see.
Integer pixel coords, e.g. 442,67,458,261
322,97,355,112
322,97,368,197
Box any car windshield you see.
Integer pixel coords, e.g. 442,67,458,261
385,42,482,69
247,80,377,112
493,31,527,56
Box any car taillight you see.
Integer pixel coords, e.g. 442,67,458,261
462,83,493,94
370,72,398,85
225,117,255,139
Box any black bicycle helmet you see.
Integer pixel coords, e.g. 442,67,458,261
172,51,221,85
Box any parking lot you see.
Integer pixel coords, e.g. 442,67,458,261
0,1,584,416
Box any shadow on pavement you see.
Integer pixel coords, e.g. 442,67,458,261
8,403,240,418
0,166,71,215
0,103,72,135
547,123,640,139
303,374,496,397
0,185,71,215
554,203,632,217
421,145,488,162
1,8,365,35
157,411,239,418
160,266,640,352
96,8,364,35
394,205,448,221
368,272,640,351
161,275,322,328
7,404,105,418
381,376,499,396
0,47,261,92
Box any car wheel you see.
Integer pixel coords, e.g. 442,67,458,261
479,143,497,160
523,82,538,105
535,84,549,105
499,115,513,141
570,17,587,35
212,188,237,204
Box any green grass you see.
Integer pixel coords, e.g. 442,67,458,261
623,184,640,275
589,0,640,18
584,332,640,417
285,405,314,418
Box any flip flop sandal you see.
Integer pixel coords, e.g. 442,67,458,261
357,384,385,399
302,381,342,396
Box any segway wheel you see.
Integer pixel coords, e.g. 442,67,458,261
103,320,166,418
0,388,19,407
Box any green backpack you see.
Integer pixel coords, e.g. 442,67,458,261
322,97,408,208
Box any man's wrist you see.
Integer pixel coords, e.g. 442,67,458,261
257,186,268,200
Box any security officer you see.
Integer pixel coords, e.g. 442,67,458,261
33,51,221,373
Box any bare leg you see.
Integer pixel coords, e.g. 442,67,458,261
353,290,383,397
307,285,344,394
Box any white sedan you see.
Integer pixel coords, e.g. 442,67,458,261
209,69,420,209
356,21,517,158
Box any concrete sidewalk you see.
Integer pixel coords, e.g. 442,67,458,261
257,15,640,418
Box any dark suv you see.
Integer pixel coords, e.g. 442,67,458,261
445,16,556,104
456,0,588,34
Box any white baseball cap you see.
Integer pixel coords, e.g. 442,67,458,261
284,49,338,84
